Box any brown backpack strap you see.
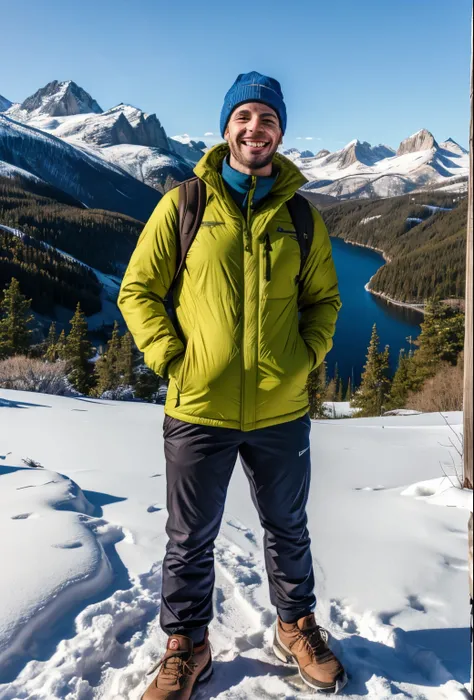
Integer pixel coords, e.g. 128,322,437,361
286,192,314,281
173,176,207,286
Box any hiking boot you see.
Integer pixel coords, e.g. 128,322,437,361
142,631,212,699
273,614,347,693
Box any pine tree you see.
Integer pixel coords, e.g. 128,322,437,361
44,322,58,362
386,350,415,411
344,377,352,402
56,329,67,359
325,378,337,402
351,324,391,417
333,362,344,401
64,303,95,394
118,331,135,386
94,321,122,395
411,300,465,387
0,278,34,358
306,361,328,419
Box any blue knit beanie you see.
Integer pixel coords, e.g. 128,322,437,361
220,71,287,137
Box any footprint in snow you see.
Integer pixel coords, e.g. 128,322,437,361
407,594,426,613
52,541,84,549
354,485,386,491
147,504,165,513
11,512,37,520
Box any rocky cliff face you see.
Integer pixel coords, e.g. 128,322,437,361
0,95,12,112
67,104,171,149
325,140,393,169
397,129,438,156
19,80,103,117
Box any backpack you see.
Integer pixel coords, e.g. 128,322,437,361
171,176,314,292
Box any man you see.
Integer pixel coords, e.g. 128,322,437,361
118,71,345,699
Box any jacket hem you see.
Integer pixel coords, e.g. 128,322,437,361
164,405,310,432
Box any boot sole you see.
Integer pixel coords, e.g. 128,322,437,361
273,630,348,694
140,657,213,700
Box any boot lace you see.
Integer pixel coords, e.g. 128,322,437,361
147,650,197,683
295,625,334,663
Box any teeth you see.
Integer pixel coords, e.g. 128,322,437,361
244,141,267,147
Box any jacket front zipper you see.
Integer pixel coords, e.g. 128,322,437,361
240,178,258,429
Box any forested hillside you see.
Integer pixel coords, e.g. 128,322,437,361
319,191,467,303
0,175,144,315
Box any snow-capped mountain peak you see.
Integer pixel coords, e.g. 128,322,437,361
298,128,467,200
324,139,394,169
7,80,103,121
0,94,12,113
440,137,468,156
397,129,438,156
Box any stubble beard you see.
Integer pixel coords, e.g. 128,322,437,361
228,138,277,173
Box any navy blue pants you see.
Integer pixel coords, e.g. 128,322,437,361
160,413,316,643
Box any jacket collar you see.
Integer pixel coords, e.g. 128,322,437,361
193,143,308,221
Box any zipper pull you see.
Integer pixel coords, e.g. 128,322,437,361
264,233,272,282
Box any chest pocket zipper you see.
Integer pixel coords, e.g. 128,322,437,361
264,233,273,282
277,226,297,234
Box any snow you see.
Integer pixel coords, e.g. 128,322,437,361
422,204,452,213
0,162,45,183
359,215,382,225
299,140,469,200
96,144,189,185
323,401,360,417
0,392,471,698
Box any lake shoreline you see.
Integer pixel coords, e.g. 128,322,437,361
333,236,426,316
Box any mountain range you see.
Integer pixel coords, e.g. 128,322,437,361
285,132,468,200
0,80,469,215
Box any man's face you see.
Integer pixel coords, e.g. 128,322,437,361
224,102,283,175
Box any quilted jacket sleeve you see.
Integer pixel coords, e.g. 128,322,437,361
298,205,342,372
117,189,185,378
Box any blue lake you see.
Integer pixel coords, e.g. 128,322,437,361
326,237,423,387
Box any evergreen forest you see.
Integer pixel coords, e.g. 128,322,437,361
320,191,467,303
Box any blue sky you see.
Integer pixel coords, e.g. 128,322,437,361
1,0,471,152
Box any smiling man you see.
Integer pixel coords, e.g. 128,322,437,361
119,71,345,699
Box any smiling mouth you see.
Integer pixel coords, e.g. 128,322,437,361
241,140,270,149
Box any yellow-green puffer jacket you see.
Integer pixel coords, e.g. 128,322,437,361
118,143,341,431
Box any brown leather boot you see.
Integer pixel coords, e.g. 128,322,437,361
142,631,212,699
273,614,347,693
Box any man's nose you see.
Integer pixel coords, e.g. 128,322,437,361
246,116,262,132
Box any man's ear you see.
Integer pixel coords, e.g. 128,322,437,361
224,128,229,143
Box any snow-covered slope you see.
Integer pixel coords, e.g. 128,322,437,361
0,114,160,221
0,393,471,699
299,131,468,200
0,159,46,184
92,144,194,190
